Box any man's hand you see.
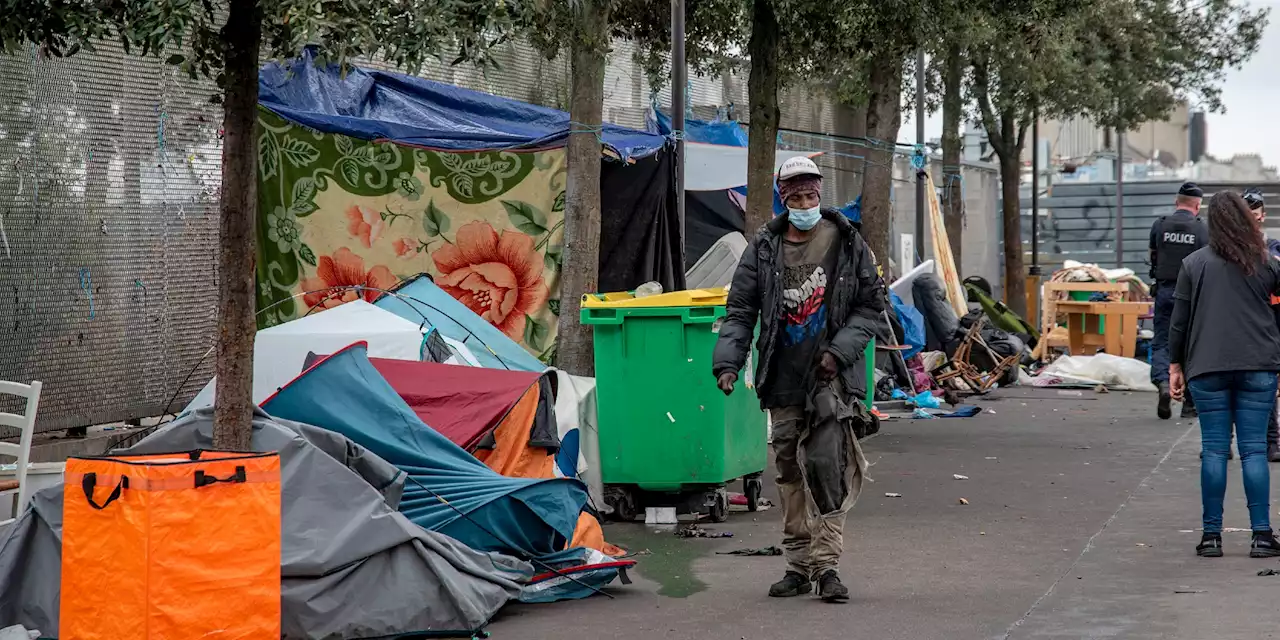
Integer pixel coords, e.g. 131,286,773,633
1170,364,1185,401
717,372,738,396
817,352,839,381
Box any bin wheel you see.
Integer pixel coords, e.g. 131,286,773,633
607,490,637,522
744,478,763,512
708,490,729,523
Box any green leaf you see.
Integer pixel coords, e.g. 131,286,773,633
544,245,562,272
334,135,353,156
289,177,318,216
338,159,360,185
258,132,278,181
165,54,185,65
281,138,320,168
524,314,550,352
422,200,451,237
299,244,318,267
349,145,375,166
502,200,548,236
552,190,565,212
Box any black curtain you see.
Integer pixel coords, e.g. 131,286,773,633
598,149,685,292
685,189,746,269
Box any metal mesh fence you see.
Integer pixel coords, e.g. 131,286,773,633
0,44,223,435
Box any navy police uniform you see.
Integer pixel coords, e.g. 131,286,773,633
1149,183,1206,393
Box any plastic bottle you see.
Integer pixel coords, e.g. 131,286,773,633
634,281,663,298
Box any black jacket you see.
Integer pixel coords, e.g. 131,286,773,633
712,209,887,405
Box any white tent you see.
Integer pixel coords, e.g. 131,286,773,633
185,301,432,411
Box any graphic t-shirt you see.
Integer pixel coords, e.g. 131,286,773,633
767,219,840,408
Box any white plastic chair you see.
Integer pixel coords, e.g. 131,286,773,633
0,380,41,526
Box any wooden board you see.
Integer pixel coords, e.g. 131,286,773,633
925,172,967,318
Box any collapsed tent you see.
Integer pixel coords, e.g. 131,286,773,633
0,407,527,639
262,343,588,559
355,356,619,555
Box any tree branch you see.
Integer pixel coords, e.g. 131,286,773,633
971,52,1008,159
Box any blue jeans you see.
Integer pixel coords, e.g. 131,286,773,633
1150,285,1175,384
1191,371,1279,533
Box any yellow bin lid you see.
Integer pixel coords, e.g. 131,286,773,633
581,287,728,309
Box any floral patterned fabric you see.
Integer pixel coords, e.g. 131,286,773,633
256,108,566,363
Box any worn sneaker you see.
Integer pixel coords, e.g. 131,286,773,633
1196,533,1223,557
816,570,850,603
1157,383,1172,420
768,571,812,598
1251,530,1280,558
1181,403,1198,419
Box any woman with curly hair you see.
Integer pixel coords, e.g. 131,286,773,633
1170,191,1280,558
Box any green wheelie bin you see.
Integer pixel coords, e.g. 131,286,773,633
582,287,877,522
582,288,766,522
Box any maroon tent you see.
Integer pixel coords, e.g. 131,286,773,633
366,358,559,452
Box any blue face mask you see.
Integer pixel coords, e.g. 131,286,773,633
788,206,822,230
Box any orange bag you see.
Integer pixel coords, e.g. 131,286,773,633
60,451,282,640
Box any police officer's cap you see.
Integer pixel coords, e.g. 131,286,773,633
1244,187,1265,210
1178,182,1204,198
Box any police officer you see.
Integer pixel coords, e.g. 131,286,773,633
1245,188,1280,461
1150,182,1207,420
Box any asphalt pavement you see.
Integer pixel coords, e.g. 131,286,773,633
488,387,1280,640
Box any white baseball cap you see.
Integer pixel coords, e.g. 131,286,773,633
777,156,822,181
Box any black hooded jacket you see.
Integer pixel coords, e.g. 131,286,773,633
712,209,886,407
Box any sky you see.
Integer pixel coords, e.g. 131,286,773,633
917,0,1280,168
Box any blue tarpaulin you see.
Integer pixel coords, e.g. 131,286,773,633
890,290,926,359
647,108,749,147
259,48,669,160
262,343,587,559
840,195,863,224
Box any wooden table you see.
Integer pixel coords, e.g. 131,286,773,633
1054,300,1151,358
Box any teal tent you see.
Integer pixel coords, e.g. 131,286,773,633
375,274,547,372
262,342,587,558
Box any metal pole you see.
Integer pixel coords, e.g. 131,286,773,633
1116,130,1125,268
671,0,687,264
1030,112,1040,276
914,48,926,260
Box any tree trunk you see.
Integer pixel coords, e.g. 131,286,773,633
861,52,903,268
998,130,1027,318
940,43,965,268
555,3,610,376
212,0,261,450
744,0,779,234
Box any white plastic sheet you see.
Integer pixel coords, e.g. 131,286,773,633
1036,354,1157,391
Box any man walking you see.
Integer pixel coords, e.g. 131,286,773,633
712,157,880,603
1149,182,1207,420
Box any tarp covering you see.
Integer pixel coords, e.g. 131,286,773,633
260,48,668,161
0,407,528,639
187,300,426,410
599,152,686,293
648,108,748,146
261,343,588,559
378,274,548,372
